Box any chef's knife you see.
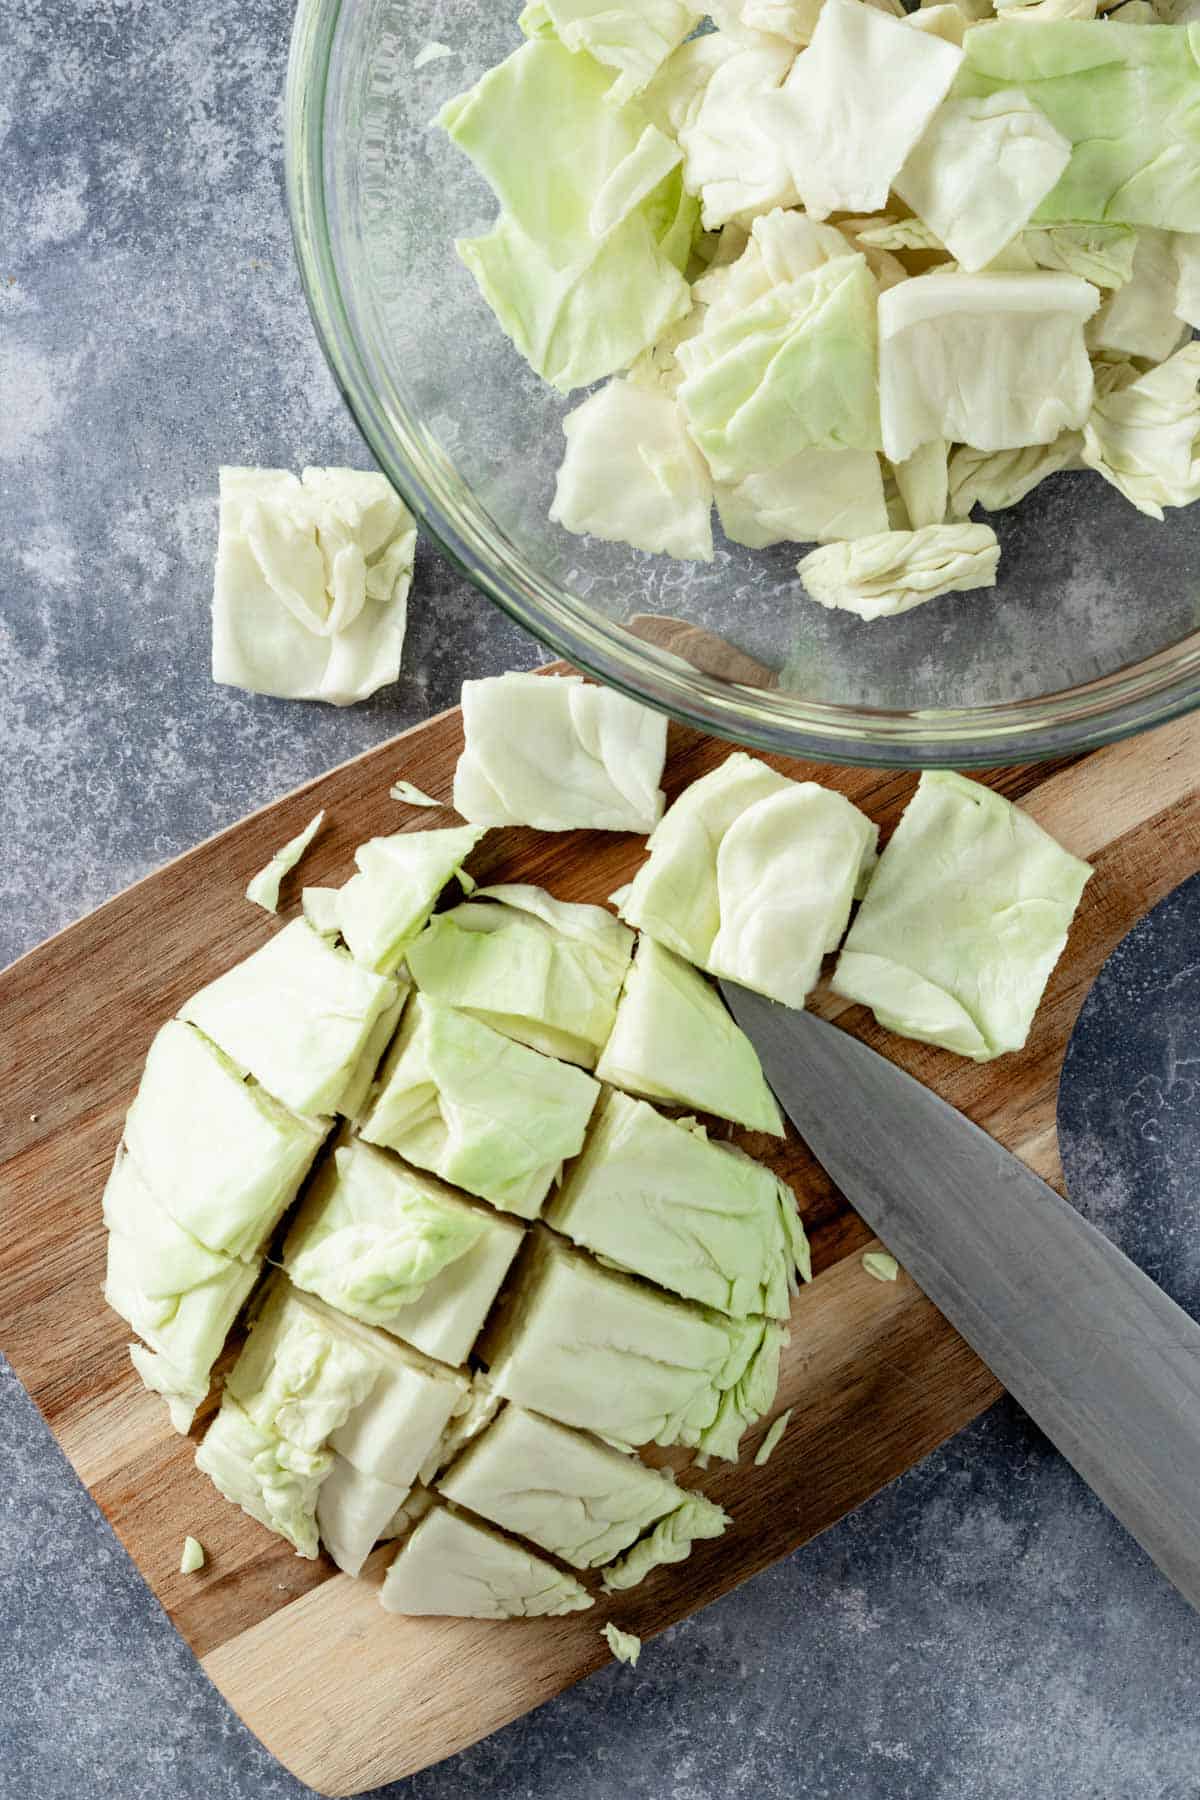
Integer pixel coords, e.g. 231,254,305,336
721,983,1200,1613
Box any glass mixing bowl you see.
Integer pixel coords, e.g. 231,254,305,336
286,0,1200,766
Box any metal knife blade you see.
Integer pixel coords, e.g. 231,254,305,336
721,982,1200,1612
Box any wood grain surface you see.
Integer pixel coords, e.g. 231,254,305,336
2,680,1198,1796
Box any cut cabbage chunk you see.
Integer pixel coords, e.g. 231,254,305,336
380,1502,594,1617
676,40,798,229
334,825,485,975
1081,342,1200,519
833,771,1091,1060
519,0,702,104
1087,230,1191,362
552,377,713,561
245,810,325,915
948,434,1083,516
716,447,888,547
796,523,1001,620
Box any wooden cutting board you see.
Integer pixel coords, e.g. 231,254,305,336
3,677,1199,1797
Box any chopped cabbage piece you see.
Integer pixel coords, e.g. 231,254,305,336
693,207,863,325
453,672,669,833
1087,229,1190,361
301,885,342,937
337,983,409,1123
762,0,963,220
335,825,484,975
414,42,454,68
547,1088,808,1316
521,0,701,104
380,1502,594,1617
285,1136,523,1365
212,468,415,706
894,91,1071,273
180,918,401,1116
179,1536,206,1574
314,1458,411,1577
994,0,1097,17
854,216,948,254
1019,223,1138,288
245,810,325,915
891,439,949,529
716,447,888,547
753,1407,792,1466
947,434,1083,516
676,40,798,229
122,1019,326,1259
796,524,1000,620
878,271,1100,463
406,886,633,1068
360,994,599,1217
639,29,740,137
603,1624,642,1666
551,377,714,560
863,1250,900,1281
1081,342,1200,518
1174,232,1200,325
958,21,1200,232
596,936,785,1134
440,39,693,390
677,255,882,481
833,770,1092,1059
389,779,441,808
228,1284,383,1455
601,1491,730,1588
196,1395,331,1558
906,3,971,42
480,1231,786,1459
710,0,825,41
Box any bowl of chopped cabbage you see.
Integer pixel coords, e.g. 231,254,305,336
286,0,1200,766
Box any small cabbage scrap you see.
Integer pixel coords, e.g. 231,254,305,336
1019,224,1138,289
179,1536,206,1574
229,1288,383,1455
678,255,881,481
454,672,668,832
694,207,863,323
601,1492,729,1588
380,1503,594,1618
710,0,825,42
762,0,963,220
796,524,1000,620
520,0,701,104
638,30,739,138
894,91,1071,273
440,39,693,390
891,440,949,529
551,377,713,561
716,446,888,547
315,1458,413,1578
833,770,1092,1060
407,885,634,1068
596,936,785,1134
958,21,1200,232
948,434,1083,516
360,993,599,1217
994,0,1097,18
905,2,971,42
1081,342,1200,518
1087,229,1190,362
676,41,798,229
1175,232,1200,325
196,1395,331,1558
245,810,325,915
212,468,416,706
878,271,1100,463
390,779,441,808
603,1625,642,1666
753,1407,792,1466
862,1250,900,1281
854,217,948,254
335,825,485,975
548,1088,808,1316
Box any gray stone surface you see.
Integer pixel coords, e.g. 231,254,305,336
3,4,1200,1797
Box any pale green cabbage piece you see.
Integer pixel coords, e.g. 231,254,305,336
1088,228,1190,361
229,1286,383,1454
406,886,633,1068
336,825,485,975
716,446,888,547
440,39,694,390
196,1394,331,1558
315,1457,412,1578
551,376,714,561
753,1406,792,1466
596,936,785,1134
602,1624,642,1665
1081,341,1200,517
678,255,882,480
360,994,598,1217
180,918,400,1117
601,1493,730,1589
863,1250,900,1281
1019,223,1138,288
389,779,441,808
122,1019,326,1260
894,91,1071,273
480,1231,786,1459
676,40,798,229
547,1088,807,1316
1174,231,1200,324
878,271,1100,463
439,1403,708,1568
994,0,1097,17
906,3,971,44
285,1137,523,1366
639,30,741,138
519,0,702,104
179,1536,206,1574
833,770,1092,1060
853,215,949,253
710,0,825,41
957,21,1200,231
797,523,1001,620
761,0,963,219
380,1503,594,1617
301,885,342,936
245,810,325,915
948,433,1083,516
453,672,669,833
890,439,950,529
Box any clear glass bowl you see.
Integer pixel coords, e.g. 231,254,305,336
286,0,1200,767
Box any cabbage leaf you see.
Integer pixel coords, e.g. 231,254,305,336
1081,341,1200,518
796,523,1001,620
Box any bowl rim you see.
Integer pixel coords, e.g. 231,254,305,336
284,0,1200,769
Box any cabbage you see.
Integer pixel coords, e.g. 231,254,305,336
957,21,1200,232
1174,231,1200,324
441,39,694,390
676,40,798,229
1087,229,1191,361
948,433,1083,515
335,825,485,974
894,91,1071,273
890,439,950,529
596,935,785,1134
716,446,888,546
906,2,971,42
678,255,881,480
994,0,1097,17
301,886,342,937
833,770,1092,1060
245,810,325,915
547,1087,808,1315
196,1395,331,1558
550,377,713,560
761,0,963,220
315,1457,412,1577
853,217,949,254
692,208,863,325
639,30,741,137
878,271,1100,463
379,1502,594,1617
406,886,633,1067
229,1287,383,1455
601,1492,730,1589
710,0,826,41
359,993,599,1217
519,0,702,103
1019,223,1138,287
796,523,1001,619
1081,342,1200,518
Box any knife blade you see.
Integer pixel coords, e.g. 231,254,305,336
721,982,1200,1612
